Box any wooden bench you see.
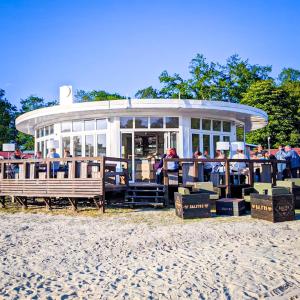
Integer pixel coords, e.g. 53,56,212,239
0,179,105,212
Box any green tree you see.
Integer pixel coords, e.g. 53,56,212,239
0,89,17,148
220,54,272,102
16,96,58,150
135,86,160,99
241,80,299,147
135,53,272,102
278,68,300,84
75,90,125,102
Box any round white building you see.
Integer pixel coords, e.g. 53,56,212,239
16,86,268,181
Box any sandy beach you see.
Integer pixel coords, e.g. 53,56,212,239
0,210,299,299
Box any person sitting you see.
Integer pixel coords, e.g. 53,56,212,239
47,148,60,177
155,148,179,184
9,149,23,178
231,149,247,184
195,150,212,181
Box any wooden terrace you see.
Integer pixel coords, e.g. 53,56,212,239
0,156,288,211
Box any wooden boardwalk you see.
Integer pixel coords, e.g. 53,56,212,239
0,156,129,211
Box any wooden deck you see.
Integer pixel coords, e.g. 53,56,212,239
0,156,129,211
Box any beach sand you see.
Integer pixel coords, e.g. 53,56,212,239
0,210,299,299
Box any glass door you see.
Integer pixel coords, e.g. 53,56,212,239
121,132,133,181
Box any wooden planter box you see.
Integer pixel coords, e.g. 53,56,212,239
216,198,246,216
174,192,211,219
250,194,295,223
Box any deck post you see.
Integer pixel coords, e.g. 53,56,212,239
249,160,254,186
0,196,5,208
225,159,231,197
99,156,106,213
163,159,169,207
193,161,199,182
271,160,277,186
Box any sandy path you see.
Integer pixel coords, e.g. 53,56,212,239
0,211,299,299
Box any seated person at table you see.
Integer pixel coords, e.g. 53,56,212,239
47,148,60,176
155,148,179,184
10,149,23,178
231,149,247,184
194,150,212,181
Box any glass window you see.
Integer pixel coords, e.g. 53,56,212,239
192,134,200,154
84,120,95,131
73,121,83,132
120,117,133,128
39,128,44,137
121,133,132,159
203,134,210,157
62,136,71,153
73,136,82,157
213,135,220,157
49,125,54,134
97,134,106,156
96,119,107,130
41,141,45,157
236,124,245,142
223,121,231,132
45,126,49,136
37,142,40,152
202,119,211,131
36,129,40,138
135,117,148,129
61,122,71,133
191,118,200,130
213,120,221,131
85,135,94,157
170,132,177,148
150,117,163,128
166,117,179,128
223,136,230,142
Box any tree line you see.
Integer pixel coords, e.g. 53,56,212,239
0,54,299,150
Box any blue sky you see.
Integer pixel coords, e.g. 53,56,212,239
0,0,300,106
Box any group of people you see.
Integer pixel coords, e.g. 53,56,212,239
154,144,300,184
2,147,72,178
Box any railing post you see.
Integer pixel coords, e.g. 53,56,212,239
271,160,277,186
225,158,231,197
249,160,254,186
99,156,105,213
193,160,199,182
0,163,4,179
46,161,50,179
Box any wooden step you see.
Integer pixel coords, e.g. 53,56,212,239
127,189,165,193
123,201,164,206
126,195,165,199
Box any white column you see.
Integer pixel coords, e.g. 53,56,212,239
180,116,191,158
108,117,121,157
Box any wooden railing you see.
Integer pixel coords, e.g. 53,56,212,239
0,156,129,211
163,158,287,197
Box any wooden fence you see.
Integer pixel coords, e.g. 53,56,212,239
163,158,287,197
0,156,129,211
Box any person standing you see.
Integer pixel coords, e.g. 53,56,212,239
275,145,287,179
285,145,300,178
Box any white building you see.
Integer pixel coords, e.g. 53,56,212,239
16,86,268,181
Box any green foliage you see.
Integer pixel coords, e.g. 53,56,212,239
0,89,17,148
75,90,125,102
15,95,58,150
135,86,160,99
241,80,299,147
135,53,272,102
278,68,300,84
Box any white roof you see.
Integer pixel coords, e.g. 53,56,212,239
16,99,268,135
